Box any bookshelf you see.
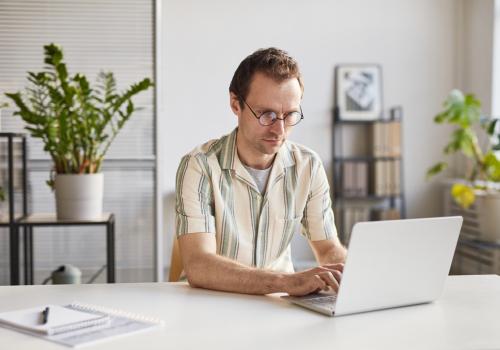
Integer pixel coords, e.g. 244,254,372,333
332,108,406,245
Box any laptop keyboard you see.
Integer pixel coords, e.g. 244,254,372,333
282,293,338,314
306,294,337,305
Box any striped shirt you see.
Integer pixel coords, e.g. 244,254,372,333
175,128,337,273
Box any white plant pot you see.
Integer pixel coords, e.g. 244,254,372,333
475,190,500,242
54,173,104,220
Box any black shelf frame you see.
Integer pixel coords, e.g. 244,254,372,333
15,213,116,284
332,111,406,243
0,133,29,285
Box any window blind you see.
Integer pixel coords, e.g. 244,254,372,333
0,0,156,284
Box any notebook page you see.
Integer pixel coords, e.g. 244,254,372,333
48,303,164,348
0,305,109,335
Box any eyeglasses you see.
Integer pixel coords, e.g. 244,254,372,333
241,98,304,126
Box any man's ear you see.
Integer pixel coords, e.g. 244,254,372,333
230,92,241,116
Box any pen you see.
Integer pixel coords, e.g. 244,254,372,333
41,307,50,324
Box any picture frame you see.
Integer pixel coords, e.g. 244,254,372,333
335,64,383,121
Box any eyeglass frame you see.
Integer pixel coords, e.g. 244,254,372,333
240,97,304,126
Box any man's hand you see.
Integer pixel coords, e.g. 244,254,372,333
281,263,344,297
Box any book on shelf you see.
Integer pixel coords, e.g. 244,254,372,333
374,160,401,196
385,160,390,194
390,121,401,157
342,206,371,244
372,122,382,157
372,208,401,220
371,120,401,158
356,162,368,197
341,161,353,197
374,160,384,196
341,162,368,197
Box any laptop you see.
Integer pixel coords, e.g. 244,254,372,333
282,216,463,316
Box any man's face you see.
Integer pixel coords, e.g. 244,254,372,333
231,72,302,158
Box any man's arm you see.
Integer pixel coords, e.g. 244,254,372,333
309,237,347,266
179,232,343,296
301,154,347,267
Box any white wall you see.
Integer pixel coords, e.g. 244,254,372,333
160,0,461,271
450,0,495,178
458,0,495,115
494,0,500,117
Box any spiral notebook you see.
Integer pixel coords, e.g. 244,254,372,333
0,303,164,347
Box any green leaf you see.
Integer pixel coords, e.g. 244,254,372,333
426,162,448,180
44,43,63,66
5,92,26,110
56,63,68,84
434,112,446,123
434,89,481,128
443,128,476,158
487,118,499,136
484,151,500,182
459,130,475,158
465,93,481,109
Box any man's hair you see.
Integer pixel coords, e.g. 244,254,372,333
229,47,304,108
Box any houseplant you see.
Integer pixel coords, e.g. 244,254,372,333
426,89,500,240
5,43,153,220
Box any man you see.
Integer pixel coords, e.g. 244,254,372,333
175,48,346,296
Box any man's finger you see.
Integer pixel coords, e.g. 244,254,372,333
314,274,327,291
331,270,342,283
318,271,339,292
315,266,343,282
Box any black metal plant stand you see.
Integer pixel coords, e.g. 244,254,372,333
15,213,116,284
0,133,28,285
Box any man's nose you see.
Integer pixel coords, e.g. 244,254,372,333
270,118,285,135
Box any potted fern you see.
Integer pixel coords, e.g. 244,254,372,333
5,43,153,220
426,89,500,241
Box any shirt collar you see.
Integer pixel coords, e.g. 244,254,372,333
220,128,295,171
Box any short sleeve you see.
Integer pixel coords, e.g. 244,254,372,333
175,155,216,236
301,157,338,241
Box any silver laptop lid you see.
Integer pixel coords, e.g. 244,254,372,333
334,216,463,316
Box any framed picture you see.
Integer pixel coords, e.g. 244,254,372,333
335,64,383,121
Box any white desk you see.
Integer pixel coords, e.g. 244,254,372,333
0,275,499,349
